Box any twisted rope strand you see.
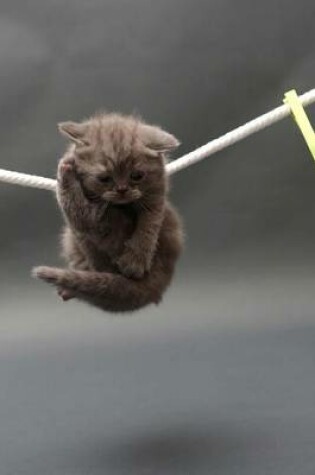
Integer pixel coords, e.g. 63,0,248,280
1,88,315,192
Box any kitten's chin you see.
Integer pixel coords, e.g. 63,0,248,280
112,197,135,205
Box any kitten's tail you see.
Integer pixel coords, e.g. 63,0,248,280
32,266,168,312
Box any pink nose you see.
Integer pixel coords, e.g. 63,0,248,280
117,185,128,193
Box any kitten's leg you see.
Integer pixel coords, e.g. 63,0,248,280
57,227,94,303
32,264,171,312
117,204,164,279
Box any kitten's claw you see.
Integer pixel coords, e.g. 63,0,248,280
57,157,76,182
60,163,73,173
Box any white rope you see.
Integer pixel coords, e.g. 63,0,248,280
0,169,57,191
1,88,315,192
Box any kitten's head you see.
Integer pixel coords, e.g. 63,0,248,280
58,114,179,205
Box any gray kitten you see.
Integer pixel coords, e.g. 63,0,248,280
33,113,184,312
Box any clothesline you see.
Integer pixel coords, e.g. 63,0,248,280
0,88,315,192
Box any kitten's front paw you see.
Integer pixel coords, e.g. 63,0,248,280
57,157,76,183
116,248,150,279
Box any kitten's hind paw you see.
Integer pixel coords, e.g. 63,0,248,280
57,287,75,302
32,267,76,301
32,266,64,285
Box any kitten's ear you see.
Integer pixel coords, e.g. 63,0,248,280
140,124,180,153
58,121,89,145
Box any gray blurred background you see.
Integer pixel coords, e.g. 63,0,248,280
1,1,315,474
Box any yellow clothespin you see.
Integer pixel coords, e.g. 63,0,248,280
283,89,315,160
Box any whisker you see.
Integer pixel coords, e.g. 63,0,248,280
102,201,110,217
141,200,153,212
136,200,152,213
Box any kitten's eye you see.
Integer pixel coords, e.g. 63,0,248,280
130,170,145,182
98,175,112,185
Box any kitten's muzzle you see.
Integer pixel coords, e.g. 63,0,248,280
103,188,142,204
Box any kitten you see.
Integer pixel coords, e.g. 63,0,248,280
33,113,184,312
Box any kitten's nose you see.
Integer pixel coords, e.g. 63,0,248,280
117,185,128,194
